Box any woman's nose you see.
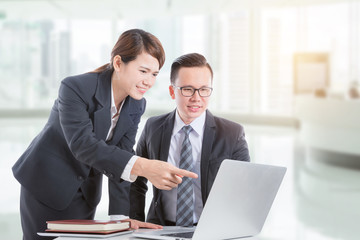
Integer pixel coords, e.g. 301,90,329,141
143,75,156,87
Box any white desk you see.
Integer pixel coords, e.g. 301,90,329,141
54,227,260,240
295,96,360,156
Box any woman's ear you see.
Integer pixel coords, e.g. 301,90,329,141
113,55,122,71
169,85,176,99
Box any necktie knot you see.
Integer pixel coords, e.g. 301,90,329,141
182,125,192,136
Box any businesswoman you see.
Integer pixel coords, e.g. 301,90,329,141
12,29,197,240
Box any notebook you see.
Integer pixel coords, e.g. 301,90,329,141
37,230,133,238
132,159,286,240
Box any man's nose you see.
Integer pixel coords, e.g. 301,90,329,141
191,89,201,100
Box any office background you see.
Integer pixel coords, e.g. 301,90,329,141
0,0,359,239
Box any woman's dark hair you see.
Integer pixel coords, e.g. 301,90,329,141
170,53,213,85
93,29,165,72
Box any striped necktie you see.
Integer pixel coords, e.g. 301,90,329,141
176,125,194,226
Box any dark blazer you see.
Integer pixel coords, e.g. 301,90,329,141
12,69,145,215
129,110,250,225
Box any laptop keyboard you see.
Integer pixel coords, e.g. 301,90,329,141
161,231,194,239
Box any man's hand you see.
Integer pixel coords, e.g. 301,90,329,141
131,157,198,190
121,218,163,229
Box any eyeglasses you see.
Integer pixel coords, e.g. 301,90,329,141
173,86,213,97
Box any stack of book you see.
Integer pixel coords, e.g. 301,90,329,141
45,219,131,234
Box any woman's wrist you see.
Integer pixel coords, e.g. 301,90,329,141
131,157,147,177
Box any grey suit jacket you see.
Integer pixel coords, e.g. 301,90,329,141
129,110,250,225
12,69,145,215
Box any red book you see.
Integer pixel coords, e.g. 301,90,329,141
46,219,131,234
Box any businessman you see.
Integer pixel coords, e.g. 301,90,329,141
130,53,250,226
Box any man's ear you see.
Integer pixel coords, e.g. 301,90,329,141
169,85,176,99
113,55,122,71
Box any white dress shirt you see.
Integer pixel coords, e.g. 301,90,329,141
161,110,205,224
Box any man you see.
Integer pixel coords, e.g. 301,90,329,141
129,53,250,226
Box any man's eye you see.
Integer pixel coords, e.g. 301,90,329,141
200,88,210,93
182,88,193,92
140,70,146,73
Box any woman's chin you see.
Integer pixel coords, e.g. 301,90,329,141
129,93,144,100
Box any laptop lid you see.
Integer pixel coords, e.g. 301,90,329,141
133,160,286,240
193,160,286,239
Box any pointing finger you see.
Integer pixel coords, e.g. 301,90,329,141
174,168,198,179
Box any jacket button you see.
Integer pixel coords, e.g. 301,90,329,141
154,201,158,207
77,176,84,181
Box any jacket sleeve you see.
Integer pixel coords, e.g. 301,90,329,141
232,125,251,162
129,120,150,221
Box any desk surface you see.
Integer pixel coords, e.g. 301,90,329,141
54,227,260,240
295,96,360,155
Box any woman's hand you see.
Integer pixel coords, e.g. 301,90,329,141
131,157,198,190
121,218,163,229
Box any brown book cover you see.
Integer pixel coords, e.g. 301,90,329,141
45,219,131,234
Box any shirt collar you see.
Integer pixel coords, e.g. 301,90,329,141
110,81,125,117
173,110,206,137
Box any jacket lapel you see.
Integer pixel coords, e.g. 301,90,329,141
200,110,216,204
109,96,135,145
94,70,112,141
159,110,176,162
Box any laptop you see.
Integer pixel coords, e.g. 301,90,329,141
132,159,286,240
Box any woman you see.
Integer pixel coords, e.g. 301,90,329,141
12,29,197,240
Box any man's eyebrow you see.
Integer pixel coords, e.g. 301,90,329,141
181,85,210,88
